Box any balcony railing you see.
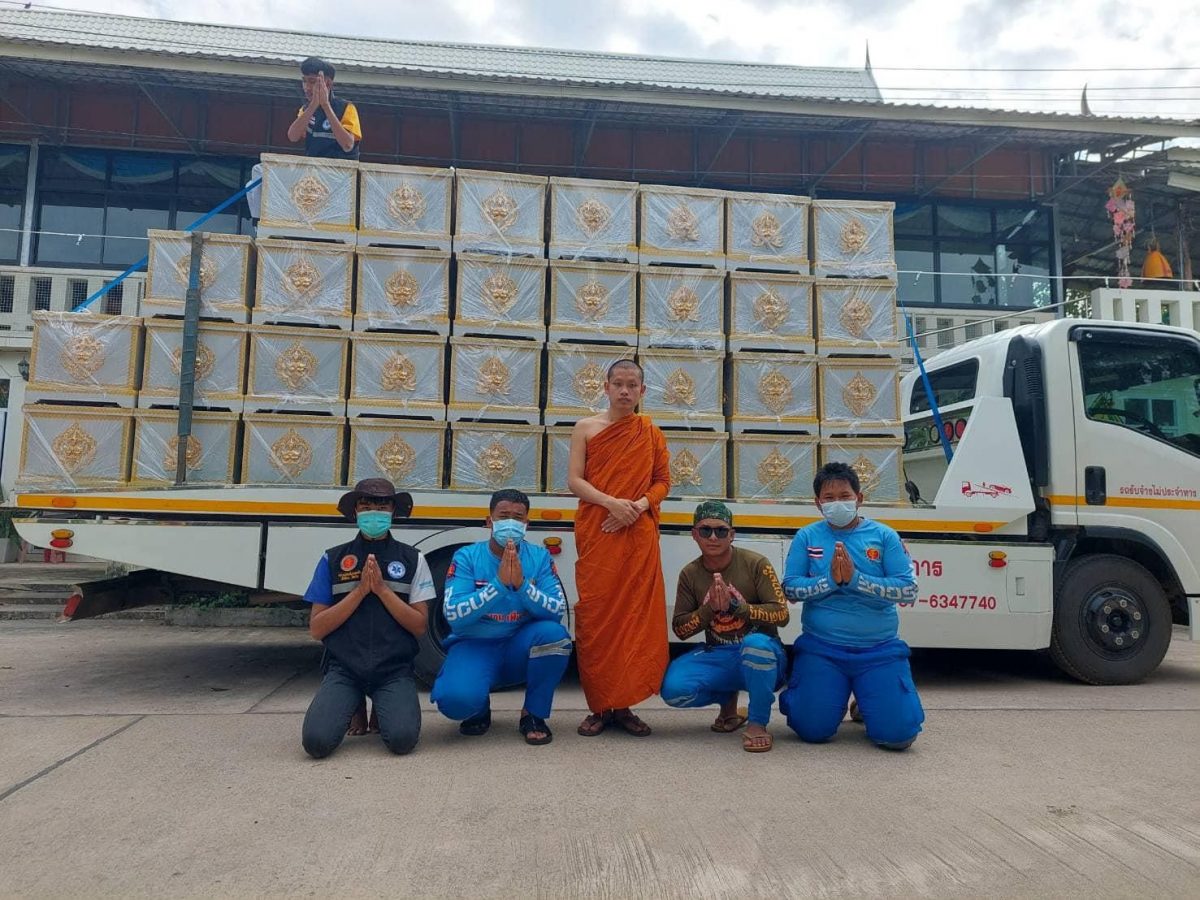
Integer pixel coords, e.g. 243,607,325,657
1091,287,1200,330
0,265,144,337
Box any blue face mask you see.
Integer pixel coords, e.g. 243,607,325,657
820,500,859,529
492,518,527,545
357,510,393,539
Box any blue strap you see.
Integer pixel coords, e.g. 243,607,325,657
901,304,954,464
77,177,262,311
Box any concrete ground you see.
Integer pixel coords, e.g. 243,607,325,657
0,621,1197,899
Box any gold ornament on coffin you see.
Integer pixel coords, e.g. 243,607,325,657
165,434,203,473
670,448,703,487
753,288,788,332
292,174,331,218
477,440,517,487
840,217,869,254
481,187,519,232
380,352,417,393
384,269,420,307
170,341,216,382
851,453,881,496
375,434,417,482
758,369,793,415
666,286,700,323
173,251,217,291
665,202,700,243
663,368,697,407
270,429,314,479
572,362,606,406
482,271,519,315
575,280,610,321
838,294,873,339
51,423,97,475
842,372,878,418
477,356,511,397
283,256,322,299
274,341,318,391
576,197,612,236
386,182,426,225
756,448,795,495
60,332,107,383
750,211,784,250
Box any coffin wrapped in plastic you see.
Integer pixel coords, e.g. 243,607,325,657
26,312,142,407
140,320,246,409
820,437,905,504
348,334,446,419
732,433,819,501
726,192,810,272
454,169,546,257
449,422,542,492
548,260,637,344
131,408,239,485
544,344,628,423
549,177,637,262
348,419,446,490
728,271,813,351
814,279,901,355
817,358,902,436
729,352,818,432
448,337,542,423
241,413,346,486
245,326,349,415
254,238,354,329
143,230,252,322
812,200,896,278
639,266,726,349
357,164,452,249
639,184,725,267
544,425,573,494
639,348,724,427
19,405,133,488
354,247,450,333
257,153,357,236
454,254,547,340
662,429,728,500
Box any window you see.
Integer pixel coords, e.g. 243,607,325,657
936,317,954,349
31,277,51,311
0,274,12,313
103,282,124,316
0,144,29,264
910,359,979,413
68,279,88,309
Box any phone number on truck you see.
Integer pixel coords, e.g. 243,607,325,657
900,594,998,610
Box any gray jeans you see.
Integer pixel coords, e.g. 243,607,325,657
301,659,421,758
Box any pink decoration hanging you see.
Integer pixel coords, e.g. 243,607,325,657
1105,177,1136,288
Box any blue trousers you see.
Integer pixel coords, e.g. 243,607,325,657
431,620,572,721
780,632,924,749
660,633,788,726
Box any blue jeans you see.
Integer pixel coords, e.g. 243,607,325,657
302,659,421,758
660,633,787,726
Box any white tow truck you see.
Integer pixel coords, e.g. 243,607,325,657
12,318,1200,685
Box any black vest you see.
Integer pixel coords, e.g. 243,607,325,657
322,534,420,680
305,95,360,160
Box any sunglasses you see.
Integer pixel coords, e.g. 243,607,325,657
696,526,731,539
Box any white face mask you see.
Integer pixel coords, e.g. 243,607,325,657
820,500,859,528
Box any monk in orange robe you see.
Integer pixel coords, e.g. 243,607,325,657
568,359,671,736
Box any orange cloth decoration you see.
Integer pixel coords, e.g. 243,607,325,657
1142,248,1173,279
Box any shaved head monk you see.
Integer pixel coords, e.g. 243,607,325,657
568,359,671,737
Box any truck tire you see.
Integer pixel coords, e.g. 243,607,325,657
1049,554,1172,685
413,545,458,688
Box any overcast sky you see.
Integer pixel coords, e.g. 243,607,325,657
23,0,1200,120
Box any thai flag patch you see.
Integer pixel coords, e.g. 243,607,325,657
807,547,824,559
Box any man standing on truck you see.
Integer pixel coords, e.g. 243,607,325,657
568,359,671,737
779,462,925,751
661,500,790,752
300,478,434,759
430,489,572,745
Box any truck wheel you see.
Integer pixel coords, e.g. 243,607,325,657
1050,554,1172,685
413,546,457,688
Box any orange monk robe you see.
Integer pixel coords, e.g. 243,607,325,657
573,415,671,713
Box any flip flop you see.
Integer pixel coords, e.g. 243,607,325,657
742,731,773,753
459,706,492,737
577,711,611,737
710,708,750,733
519,713,553,746
611,709,652,737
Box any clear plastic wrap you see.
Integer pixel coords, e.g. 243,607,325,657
454,169,547,257
448,337,542,423
354,247,450,333
348,334,446,418
732,433,819,501
729,352,818,431
258,152,357,235
639,266,726,349
548,260,637,343
544,425,573,494
549,177,637,262
240,413,346,486
18,405,133,488
815,279,901,354
140,321,246,408
639,184,725,265
544,344,627,422
812,200,896,278
358,164,452,248
449,422,543,491
26,311,142,407
348,419,446,489
728,272,813,351
254,239,354,328
454,254,547,339
817,358,902,435
143,230,252,321
638,348,725,426
662,430,728,500
726,192,809,271
130,409,238,485
245,326,349,414
820,437,905,504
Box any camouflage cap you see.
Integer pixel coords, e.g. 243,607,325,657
693,499,733,526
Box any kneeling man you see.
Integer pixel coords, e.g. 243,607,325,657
431,490,572,745
661,501,790,752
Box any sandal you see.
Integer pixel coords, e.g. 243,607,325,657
611,708,652,737
711,710,749,733
519,713,553,746
742,730,773,753
459,705,492,737
577,711,611,737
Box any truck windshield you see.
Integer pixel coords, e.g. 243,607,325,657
1077,333,1200,457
